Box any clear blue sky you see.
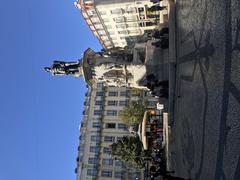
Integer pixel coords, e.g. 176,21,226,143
0,1,101,180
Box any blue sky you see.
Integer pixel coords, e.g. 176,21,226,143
0,1,101,180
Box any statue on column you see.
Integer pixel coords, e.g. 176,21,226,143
44,47,148,89
44,60,82,77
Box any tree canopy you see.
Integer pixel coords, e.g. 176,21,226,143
120,101,146,127
109,136,146,168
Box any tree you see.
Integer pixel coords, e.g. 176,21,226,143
120,101,146,127
109,136,147,168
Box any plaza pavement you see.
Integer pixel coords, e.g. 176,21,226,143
167,0,240,179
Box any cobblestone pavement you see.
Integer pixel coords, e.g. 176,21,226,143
169,0,240,179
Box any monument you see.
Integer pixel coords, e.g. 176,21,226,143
44,60,83,77
44,47,150,89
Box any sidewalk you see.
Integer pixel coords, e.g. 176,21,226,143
166,0,178,173
163,112,170,171
163,0,177,172
167,0,177,126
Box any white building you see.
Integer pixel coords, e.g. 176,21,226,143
75,83,158,180
74,0,161,49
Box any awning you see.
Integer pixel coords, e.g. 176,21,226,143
141,111,148,150
138,123,142,141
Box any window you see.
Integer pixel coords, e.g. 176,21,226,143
148,101,156,106
104,136,115,142
115,172,124,178
118,123,127,130
87,9,96,15
95,101,103,106
87,169,97,176
93,117,101,121
139,15,145,20
97,82,104,88
106,123,116,129
89,25,94,30
92,18,99,23
139,22,145,27
111,8,122,14
127,23,138,28
101,35,109,41
126,7,136,13
95,24,103,30
99,11,106,15
138,7,145,19
99,30,106,35
107,110,117,116
78,146,84,152
91,136,100,142
117,137,123,141
114,17,124,23
104,39,110,43
108,31,115,35
106,25,112,29
144,91,151,97
88,157,98,164
119,100,129,106
129,29,140,34
103,18,110,22
107,100,118,106
131,92,141,97
111,36,117,40
101,170,112,177
96,91,103,96
115,161,123,166
92,122,101,128
116,24,127,29
108,91,118,96
90,146,100,153
146,21,157,26
103,147,110,154
125,16,138,21
94,110,102,115
118,30,128,35
102,159,113,165
120,91,129,96
138,7,144,13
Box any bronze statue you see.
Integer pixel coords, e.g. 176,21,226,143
44,60,82,77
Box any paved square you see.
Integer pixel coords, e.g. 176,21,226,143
169,0,240,179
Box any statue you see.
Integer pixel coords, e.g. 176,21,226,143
44,60,82,77
44,47,148,89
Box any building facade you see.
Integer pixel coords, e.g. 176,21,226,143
75,82,158,180
75,0,161,49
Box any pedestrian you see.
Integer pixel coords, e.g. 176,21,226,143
164,174,191,180
148,5,167,12
150,0,163,3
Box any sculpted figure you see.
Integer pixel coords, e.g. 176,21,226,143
44,60,81,76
